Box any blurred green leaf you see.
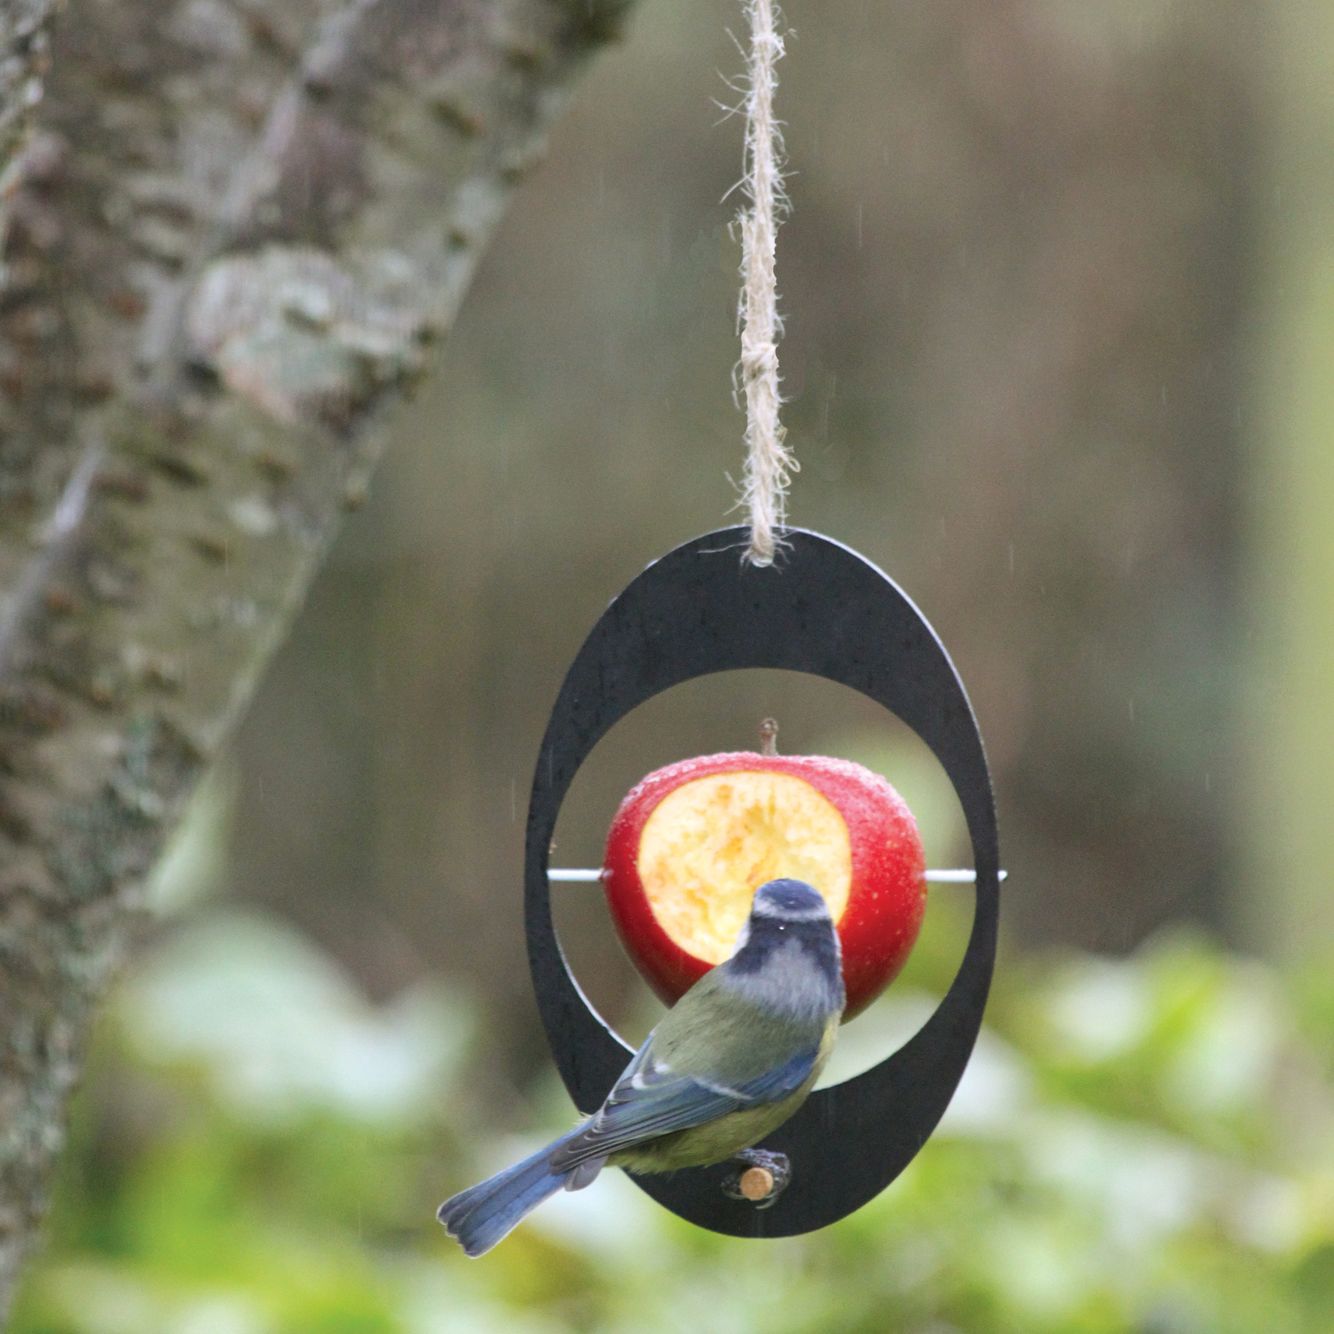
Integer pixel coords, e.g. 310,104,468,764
12,908,1331,1334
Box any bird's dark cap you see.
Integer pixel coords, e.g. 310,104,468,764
751,878,831,921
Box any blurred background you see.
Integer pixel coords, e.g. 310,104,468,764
13,1,1332,1330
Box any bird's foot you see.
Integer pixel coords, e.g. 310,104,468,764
721,1148,791,1209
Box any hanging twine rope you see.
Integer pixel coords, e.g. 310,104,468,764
734,0,797,567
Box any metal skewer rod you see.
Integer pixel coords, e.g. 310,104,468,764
548,868,1007,884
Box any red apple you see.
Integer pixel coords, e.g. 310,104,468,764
602,751,926,1019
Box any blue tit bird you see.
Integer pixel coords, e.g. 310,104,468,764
438,876,845,1256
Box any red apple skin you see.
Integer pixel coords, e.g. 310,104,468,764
602,752,926,1020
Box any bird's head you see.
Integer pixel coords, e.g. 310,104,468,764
724,878,845,1017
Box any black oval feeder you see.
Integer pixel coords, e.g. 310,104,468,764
524,527,1000,1237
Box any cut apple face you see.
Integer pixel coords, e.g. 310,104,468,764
602,751,926,1019
637,770,853,965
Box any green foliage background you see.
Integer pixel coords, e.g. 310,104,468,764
13,894,1332,1333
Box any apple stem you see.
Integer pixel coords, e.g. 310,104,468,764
758,717,779,756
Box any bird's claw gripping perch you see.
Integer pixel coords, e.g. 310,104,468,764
722,1148,791,1209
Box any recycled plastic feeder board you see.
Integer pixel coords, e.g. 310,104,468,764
524,527,1001,1237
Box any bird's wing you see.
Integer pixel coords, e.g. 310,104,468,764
549,1037,819,1170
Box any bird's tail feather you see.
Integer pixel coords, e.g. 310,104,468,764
438,1130,593,1257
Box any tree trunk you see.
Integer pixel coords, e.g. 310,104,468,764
0,0,634,1312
